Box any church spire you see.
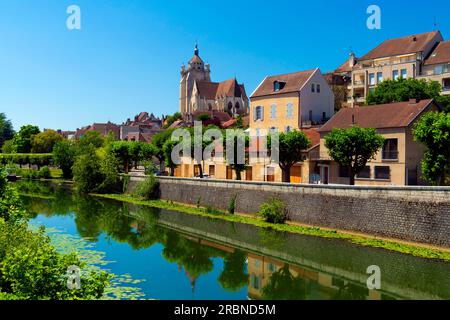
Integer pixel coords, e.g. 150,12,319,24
194,44,199,56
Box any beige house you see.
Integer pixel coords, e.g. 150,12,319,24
335,31,445,107
317,99,441,186
417,40,450,95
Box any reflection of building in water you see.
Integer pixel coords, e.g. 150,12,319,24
247,253,384,300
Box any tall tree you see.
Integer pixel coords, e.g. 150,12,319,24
31,129,64,153
162,139,179,176
324,126,384,185
151,129,175,172
413,112,450,186
273,130,311,183
0,113,14,149
224,131,249,180
53,140,77,179
13,125,40,153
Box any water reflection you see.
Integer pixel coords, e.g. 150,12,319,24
17,181,450,300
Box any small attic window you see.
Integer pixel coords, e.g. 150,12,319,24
273,81,285,92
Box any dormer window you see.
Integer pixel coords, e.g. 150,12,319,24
273,81,285,92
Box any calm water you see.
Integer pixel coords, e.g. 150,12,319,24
18,181,450,300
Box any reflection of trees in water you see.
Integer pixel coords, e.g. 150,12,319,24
262,264,310,300
332,281,369,300
218,250,248,292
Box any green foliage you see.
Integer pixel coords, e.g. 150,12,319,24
1,140,15,154
98,152,122,193
228,194,237,215
72,146,104,193
133,176,160,200
262,265,309,300
224,130,248,180
31,130,64,153
151,128,175,166
413,112,450,185
162,139,179,176
12,125,40,153
273,130,311,182
196,113,211,121
0,220,110,300
436,95,450,113
324,126,384,185
163,112,182,129
78,131,104,150
259,198,287,224
0,153,53,168
0,168,27,223
53,140,77,179
0,113,14,149
217,251,248,292
366,78,441,105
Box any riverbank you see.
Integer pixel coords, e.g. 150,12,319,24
93,193,450,261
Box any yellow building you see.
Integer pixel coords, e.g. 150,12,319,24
246,68,335,183
317,99,441,186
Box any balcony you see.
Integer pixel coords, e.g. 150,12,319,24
382,150,399,161
352,80,365,88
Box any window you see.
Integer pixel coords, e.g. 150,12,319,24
322,112,327,121
254,106,263,121
228,102,233,111
375,166,391,180
311,83,315,92
382,139,398,160
286,103,294,119
208,103,212,111
274,81,280,92
251,274,261,290
369,73,375,85
401,69,407,79
255,128,261,137
434,65,443,75
393,70,399,80
317,84,321,93
377,72,383,83
285,126,293,133
357,166,371,179
235,102,240,109
270,104,277,119
309,110,313,121
339,166,350,178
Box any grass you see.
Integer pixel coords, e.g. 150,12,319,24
93,193,450,261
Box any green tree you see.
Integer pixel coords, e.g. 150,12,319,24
218,251,248,292
366,78,444,107
324,126,384,185
1,140,15,154
436,95,450,113
186,125,221,178
12,125,40,153
151,129,175,172
110,141,132,174
31,130,64,153
273,130,311,183
0,113,14,149
72,146,104,193
262,265,309,300
224,130,248,180
163,112,182,129
162,139,179,176
413,112,450,185
78,131,104,150
53,140,77,179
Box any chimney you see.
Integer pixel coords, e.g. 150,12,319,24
349,52,356,68
409,98,419,104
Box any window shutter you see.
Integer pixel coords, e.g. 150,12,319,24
253,107,257,121
261,106,264,121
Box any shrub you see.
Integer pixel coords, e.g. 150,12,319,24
133,175,160,200
228,194,237,215
72,148,103,194
39,166,51,179
259,199,287,224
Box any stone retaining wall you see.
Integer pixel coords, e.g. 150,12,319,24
128,177,450,247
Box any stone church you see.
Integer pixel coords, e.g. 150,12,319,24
179,45,249,120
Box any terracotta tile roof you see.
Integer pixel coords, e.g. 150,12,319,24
359,31,442,61
301,127,320,147
318,99,436,132
424,41,450,65
196,78,247,100
334,59,354,73
196,82,219,99
251,69,317,98
221,118,237,129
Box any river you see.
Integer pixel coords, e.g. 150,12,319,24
17,181,450,300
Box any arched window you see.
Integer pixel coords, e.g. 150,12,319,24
208,103,213,111
228,102,233,111
235,102,240,109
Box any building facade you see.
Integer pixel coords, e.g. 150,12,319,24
335,31,447,108
180,45,249,120
317,99,440,186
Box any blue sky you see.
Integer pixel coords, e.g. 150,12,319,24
1,0,449,131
